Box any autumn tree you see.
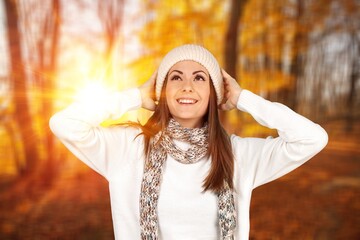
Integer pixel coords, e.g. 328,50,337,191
19,0,62,181
224,0,248,78
4,0,39,175
295,0,360,125
222,0,248,130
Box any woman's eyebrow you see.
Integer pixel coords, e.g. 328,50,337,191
193,70,208,77
169,70,183,75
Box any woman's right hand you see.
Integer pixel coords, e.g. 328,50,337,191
139,71,157,111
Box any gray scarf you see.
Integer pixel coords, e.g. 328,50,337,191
139,119,236,239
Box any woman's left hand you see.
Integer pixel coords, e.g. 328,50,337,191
139,71,157,111
219,69,243,111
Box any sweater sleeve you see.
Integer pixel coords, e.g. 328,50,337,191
231,90,328,189
49,88,143,180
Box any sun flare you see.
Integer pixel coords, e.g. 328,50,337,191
75,81,112,102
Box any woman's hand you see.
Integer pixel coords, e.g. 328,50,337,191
139,71,157,111
219,69,243,111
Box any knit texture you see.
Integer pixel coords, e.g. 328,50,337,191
139,119,236,239
156,44,224,105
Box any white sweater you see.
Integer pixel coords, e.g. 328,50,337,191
49,88,328,239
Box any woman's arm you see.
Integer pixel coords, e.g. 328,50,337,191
50,73,157,179
49,88,142,179
221,70,328,189
232,90,328,189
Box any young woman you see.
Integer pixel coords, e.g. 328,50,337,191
50,44,328,239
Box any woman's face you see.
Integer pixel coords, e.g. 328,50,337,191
165,60,210,128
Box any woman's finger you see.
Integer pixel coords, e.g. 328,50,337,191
221,68,232,78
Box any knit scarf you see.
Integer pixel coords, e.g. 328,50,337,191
139,119,237,239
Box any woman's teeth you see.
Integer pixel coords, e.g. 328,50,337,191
177,99,198,104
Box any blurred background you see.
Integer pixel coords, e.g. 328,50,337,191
0,0,359,239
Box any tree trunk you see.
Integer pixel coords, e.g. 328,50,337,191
224,0,248,78
4,0,39,175
41,0,61,183
289,0,305,111
222,0,248,129
346,34,359,132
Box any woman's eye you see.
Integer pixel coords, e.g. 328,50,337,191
171,75,181,81
194,75,205,81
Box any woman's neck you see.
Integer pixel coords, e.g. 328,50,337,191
172,117,204,128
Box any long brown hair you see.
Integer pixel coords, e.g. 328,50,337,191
128,77,234,193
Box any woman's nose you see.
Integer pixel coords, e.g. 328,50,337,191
181,79,194,92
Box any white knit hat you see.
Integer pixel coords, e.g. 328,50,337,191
156,44,224,105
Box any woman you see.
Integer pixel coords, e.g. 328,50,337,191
50,44,328,239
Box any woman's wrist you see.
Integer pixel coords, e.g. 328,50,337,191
232,88,243,106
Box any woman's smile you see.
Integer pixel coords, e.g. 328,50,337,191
176,98,198,104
